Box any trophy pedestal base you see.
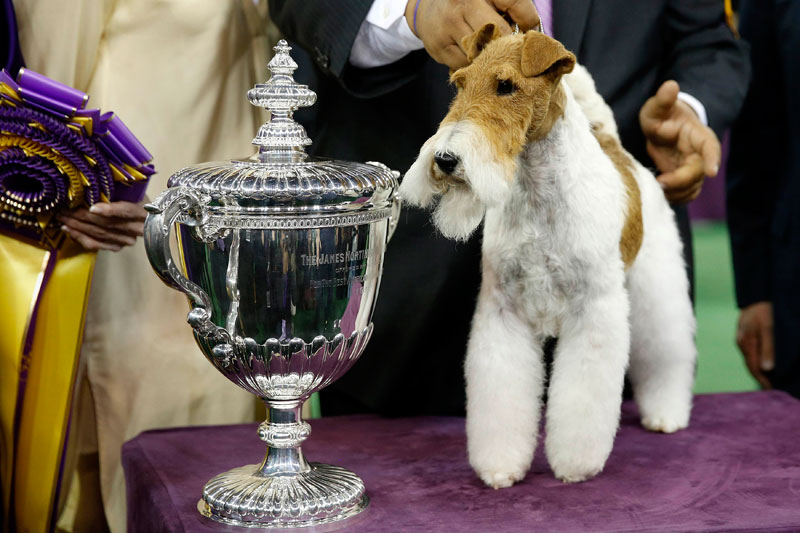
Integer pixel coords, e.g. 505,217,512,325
198,462,368,529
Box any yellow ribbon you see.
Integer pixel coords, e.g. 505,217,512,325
0,83,22,103
724,0,740,38
0,235,95,533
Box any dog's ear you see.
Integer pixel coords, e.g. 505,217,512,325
461,23,502,63
520,31,576,78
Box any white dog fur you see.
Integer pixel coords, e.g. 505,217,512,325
400,31,696,488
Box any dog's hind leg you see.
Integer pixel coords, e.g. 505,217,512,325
545,282,629,483
626,199,696,433
465,272,544,489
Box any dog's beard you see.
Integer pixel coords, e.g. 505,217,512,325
400,120,516,240
433,188,485,241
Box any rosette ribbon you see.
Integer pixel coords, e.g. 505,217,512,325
0,67,154,245
0,67,154,531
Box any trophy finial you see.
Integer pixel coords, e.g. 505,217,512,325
266,40,298,76
248,40,317,158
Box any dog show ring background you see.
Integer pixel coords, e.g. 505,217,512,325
690,164,757,395
693,222,755,393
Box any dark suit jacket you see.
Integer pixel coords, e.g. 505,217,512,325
727,0,800,397
269,0,750,416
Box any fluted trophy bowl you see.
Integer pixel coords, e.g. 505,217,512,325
142,41,399,529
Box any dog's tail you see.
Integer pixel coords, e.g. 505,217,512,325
564,64,620,140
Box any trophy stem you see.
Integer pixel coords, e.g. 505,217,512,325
200,398,368,527
256,401,312,477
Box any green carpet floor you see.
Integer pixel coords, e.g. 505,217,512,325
692,221,758,393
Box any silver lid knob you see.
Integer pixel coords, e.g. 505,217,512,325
248,40,317,159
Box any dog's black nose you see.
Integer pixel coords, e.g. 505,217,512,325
434,151,459,174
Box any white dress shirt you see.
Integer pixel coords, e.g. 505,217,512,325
350,0,424,69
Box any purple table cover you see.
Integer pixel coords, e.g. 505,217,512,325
122,392,800,532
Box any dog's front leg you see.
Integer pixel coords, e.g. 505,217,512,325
466,276,544,489
545,284,630,483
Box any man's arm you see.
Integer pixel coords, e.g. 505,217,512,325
269,0,539,98
664,0,750,138
637,0,750,203
269,0,436,97
268,0,374,80
349,0,424,69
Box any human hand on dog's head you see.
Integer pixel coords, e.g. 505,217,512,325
404,0,540,70
639,80,722,204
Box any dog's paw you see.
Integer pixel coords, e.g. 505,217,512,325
468,423,536,489
641,415,688,434
469,445,532,489
545,432,611,484
476,467,527,489
552,463,603,484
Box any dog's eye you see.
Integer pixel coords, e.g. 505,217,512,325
497,79,517,96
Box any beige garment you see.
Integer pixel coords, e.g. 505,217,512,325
16,1,278,530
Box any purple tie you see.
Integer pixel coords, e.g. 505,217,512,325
535,0,554,36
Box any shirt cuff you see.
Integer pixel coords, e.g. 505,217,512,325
350,0,425,69
677,92,709,127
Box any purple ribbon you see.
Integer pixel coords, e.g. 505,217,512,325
2,69,155,178
1,68,155,178
17,67,87,110
0,67,156,246
0,147,68,210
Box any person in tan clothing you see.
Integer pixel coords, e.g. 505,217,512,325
12,1,279,530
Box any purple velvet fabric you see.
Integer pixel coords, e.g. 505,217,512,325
122,392,800,532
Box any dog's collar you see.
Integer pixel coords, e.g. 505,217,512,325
512,20,545,35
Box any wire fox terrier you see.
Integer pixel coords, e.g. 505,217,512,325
400,26,696,488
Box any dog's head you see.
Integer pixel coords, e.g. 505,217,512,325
400,26,575,240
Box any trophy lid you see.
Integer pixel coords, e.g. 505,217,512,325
167,40,398,212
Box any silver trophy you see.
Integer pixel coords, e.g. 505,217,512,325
143,41,399,528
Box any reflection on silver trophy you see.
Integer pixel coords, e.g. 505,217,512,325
143,41,399,528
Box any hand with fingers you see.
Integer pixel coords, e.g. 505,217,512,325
58,200,148,252
639,80,721,204
736,301,775,389
405,0,540,70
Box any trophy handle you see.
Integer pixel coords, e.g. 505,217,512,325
388,190,401,243
143,187,218,336
365,162,401,243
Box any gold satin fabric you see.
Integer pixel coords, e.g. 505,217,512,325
0,237,95,532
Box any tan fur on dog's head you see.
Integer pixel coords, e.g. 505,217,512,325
445,26,576,177
400,26,577,240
